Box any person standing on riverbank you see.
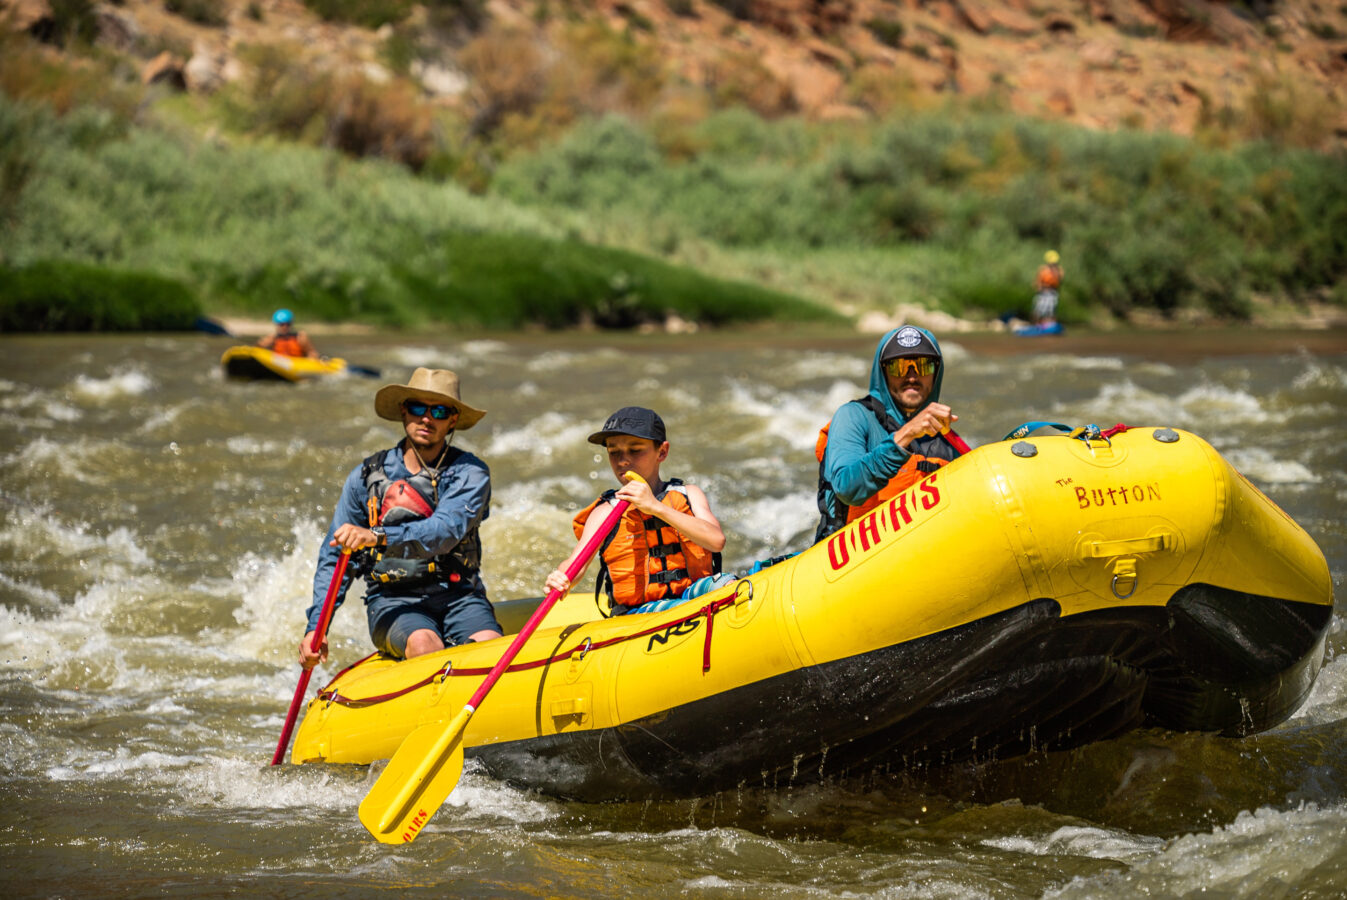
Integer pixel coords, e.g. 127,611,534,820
258,308,320,358
1032,251,1063,325
814,325,965,542
297,368,501,669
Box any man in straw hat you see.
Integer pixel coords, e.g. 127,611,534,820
298,368,501,669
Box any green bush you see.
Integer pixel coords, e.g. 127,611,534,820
409,231,842,328
492,111,1347,321
0,95,836,331
0,260,201,331
4,87,1344,330
165,0,228,27
301,0,413,28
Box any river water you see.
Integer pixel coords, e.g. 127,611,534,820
2,329,1345,898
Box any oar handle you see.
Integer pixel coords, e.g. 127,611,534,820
271,549,351,765
946,430,972,455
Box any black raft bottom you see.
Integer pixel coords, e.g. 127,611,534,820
469,584,1332,801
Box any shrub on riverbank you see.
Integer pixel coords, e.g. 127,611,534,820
2,88,1343,331
0,261,201,331
0,95,836,331
493,112,1347,322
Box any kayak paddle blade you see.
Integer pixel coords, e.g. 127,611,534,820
358,710,469,844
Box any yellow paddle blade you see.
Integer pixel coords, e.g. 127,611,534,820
358,707,470,844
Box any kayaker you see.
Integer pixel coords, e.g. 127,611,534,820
258,308,320,359
1032,250,1062,325
297,368,501,669
814,325,966,542
545,406,733,616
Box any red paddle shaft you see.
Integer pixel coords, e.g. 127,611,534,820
271,549,350,765
461,493,633,715
947,430,972,455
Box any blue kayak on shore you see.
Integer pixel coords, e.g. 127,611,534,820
1014,321,1064,337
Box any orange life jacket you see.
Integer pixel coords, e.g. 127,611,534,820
1036,264,1061,291
271,333,304,357
572,479,716,607
815,396,959,537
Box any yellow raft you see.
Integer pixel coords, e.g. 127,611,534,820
221,346,347,382
290,427,1333,800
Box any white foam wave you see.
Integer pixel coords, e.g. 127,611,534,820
168,754,371,813
1286,652,1347,727
1223,448,1319,485
224,435,308,456
229,521,334,663
723,491,816,550
0,569,63,609
485,412,589,457
71,369,155,400
1291,360,1347,391
1051,380,1281,430
1044,803,1347,899
784,352,869,382
726,378,860,452
523,347,627,372
984,823,1163,862
442,763,559,823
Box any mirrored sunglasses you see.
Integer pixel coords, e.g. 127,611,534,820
884,357,939,378
403,401,456,420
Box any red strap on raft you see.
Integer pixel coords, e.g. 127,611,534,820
1099,423,1130,440
701,597,735,673
318,592,742,708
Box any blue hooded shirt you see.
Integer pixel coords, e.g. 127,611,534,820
815,326,951,542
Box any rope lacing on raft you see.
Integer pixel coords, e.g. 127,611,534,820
315,593,741,710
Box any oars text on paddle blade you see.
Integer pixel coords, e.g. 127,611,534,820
358,708,469,843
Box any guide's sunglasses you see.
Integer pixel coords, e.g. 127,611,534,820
883,357,940,378
403,401,456,420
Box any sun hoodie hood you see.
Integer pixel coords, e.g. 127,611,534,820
867,325,946,425
814,325,951,543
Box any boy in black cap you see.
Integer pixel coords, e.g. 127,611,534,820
545,407,730,615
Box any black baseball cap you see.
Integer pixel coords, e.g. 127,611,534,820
879,325,940,361
587,406,667,445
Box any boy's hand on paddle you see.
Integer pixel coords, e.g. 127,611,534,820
614,477,657,514
544,569,571,596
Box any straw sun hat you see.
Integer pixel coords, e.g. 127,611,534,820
373,368,486,430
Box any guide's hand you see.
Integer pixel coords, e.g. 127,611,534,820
330,523,378,551
298,630,328,670
894,404,957,449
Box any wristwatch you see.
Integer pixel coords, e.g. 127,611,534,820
370,526,387,547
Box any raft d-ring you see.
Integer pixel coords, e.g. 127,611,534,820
1111,574,1138,600
575,637,592,660
434,662,452,683
733,579,754,605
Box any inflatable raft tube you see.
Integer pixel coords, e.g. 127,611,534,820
289,427,1332,800
221,346,347,382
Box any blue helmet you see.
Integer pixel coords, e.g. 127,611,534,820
272,308,294,325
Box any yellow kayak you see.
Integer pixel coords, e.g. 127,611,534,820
290,427,1333,799
221,346,346,382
